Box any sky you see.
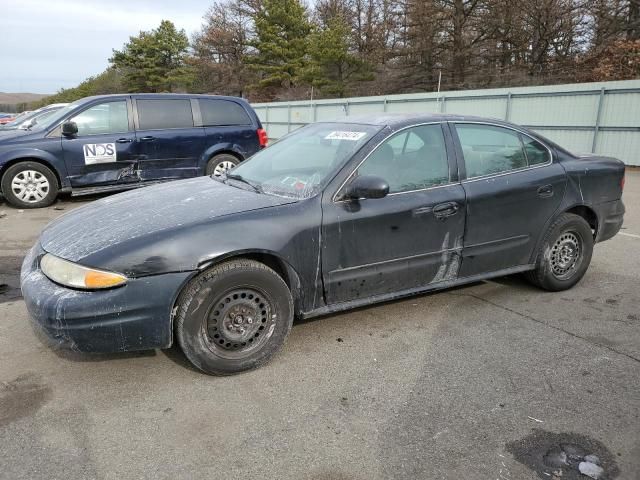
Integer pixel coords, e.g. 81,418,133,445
1,0,206,94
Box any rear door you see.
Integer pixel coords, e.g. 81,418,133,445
321,123,466,304
133,98,205,181
61,98,139,187
451,122,566,277
198,98,261,164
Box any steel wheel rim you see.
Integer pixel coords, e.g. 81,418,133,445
202,287,275,359
212,160,236,178
550,231,583,280
11,170,50,203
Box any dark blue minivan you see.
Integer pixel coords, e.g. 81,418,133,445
0,94,267,208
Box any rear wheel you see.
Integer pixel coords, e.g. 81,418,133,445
1,161,58,208
525,213,594,291
175,259,293,375
206,153,240,178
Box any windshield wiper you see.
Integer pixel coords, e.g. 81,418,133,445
224,173,263,194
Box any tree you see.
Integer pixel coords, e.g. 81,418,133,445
581,39,640,80
246,0,311,99
191,1,257,96
110,20,193,92
392,0,446,92
32,68,123,107
302,16,373,97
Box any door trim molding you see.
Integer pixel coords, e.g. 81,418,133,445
328,247,461,275
302,264,535,319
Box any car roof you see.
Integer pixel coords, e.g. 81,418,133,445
327,112,519,129
77,93,250,103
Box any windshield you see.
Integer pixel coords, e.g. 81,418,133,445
228,122,380,198
27,108,61,129
31,101,84,132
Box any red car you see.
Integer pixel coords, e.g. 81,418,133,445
0,114,17,125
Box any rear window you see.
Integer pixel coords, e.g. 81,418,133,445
137,99,193,130
200,99,252,126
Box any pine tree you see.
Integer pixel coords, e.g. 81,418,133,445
247,0,311,97
110,20,193,92
302,16,373,97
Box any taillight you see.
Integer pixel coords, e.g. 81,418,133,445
621,174,625,191
257,128,268,148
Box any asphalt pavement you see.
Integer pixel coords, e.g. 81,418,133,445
0,171,639,480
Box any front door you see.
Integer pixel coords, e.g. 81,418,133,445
61,99,139,187
322,123,466,305
133,98,204,181
451,122,567,277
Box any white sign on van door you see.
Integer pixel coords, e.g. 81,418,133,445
83,143,117,164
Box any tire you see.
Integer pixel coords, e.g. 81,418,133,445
175,259,294,375
1,161,58,209
525,213,594,291
205,153,240,178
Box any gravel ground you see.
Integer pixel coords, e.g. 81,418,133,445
0,171,638,480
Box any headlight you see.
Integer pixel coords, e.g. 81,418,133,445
40,254,127,290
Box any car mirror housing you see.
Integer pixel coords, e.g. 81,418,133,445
61,121,78,137
344,175,389,200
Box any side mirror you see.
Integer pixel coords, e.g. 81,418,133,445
344,175,389,200
61,121,78,137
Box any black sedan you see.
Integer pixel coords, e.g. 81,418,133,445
21,114,626,375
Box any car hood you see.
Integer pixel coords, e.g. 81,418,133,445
40,176,297,263
0,128,31,139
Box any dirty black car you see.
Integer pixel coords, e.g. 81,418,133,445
20,114,626,375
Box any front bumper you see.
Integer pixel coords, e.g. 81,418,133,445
20,244,193,353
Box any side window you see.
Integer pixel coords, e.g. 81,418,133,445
522,135,551,166
71,101,128,136
358,124,449,193
455,124,527,178
200,99,252,126
137,99,194,130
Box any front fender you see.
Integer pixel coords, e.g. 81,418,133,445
0,147,70,189
198,248,305,316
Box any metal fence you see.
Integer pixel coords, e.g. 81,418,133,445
252,79,640,166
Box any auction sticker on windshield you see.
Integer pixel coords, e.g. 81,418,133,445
325,131,367,141
83,143,117,164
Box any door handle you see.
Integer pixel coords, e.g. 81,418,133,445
116,138,133,143
139,136,155,142
537,184,554,198
433,202,459,220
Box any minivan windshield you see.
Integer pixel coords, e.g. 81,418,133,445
227,122,380,198
31,101,83,132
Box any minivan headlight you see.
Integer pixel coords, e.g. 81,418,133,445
40,254,127,290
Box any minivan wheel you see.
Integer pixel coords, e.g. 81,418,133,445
1,161,58,208
206,153,240,178
175,259,294,375
525,213,594,291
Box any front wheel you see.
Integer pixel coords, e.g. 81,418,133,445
206,153,240,178
175,259,294,375
525,213,594,291
1,161,58,208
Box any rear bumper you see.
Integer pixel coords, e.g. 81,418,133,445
595,199,625,243
20,244,193,353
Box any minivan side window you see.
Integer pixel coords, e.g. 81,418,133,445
200,99,251,126
137,99,194,130
357,124,449,193
70,101,128,136
456,124,550,178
